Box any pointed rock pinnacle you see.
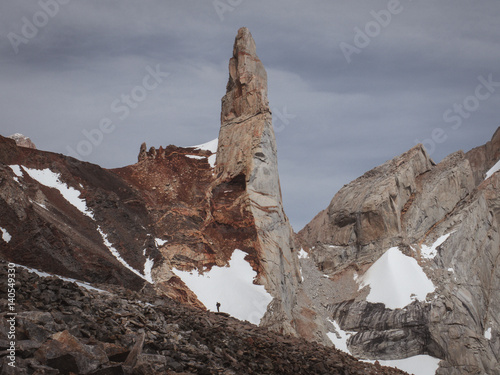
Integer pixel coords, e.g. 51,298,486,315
221,27,270,124
213,28,301,337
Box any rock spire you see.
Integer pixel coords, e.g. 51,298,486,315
214,27,302,335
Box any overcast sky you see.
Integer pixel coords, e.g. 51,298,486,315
1,1,499,230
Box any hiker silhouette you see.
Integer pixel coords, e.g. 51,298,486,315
216,302,221,312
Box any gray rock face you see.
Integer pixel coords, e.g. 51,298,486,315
298,127,500,374
299,145,434,273
465,127,500,185
214,28,302,336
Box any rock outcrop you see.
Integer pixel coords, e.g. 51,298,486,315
465,126,500,185
7,133,36,149
299,144,434,273
297,127,500,374
213,27,301,336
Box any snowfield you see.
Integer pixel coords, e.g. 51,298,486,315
172,249,272,325
192,138,218,153
11,165,95,219
357,247,435,309
364,355,441,375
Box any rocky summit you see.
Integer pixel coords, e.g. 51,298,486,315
7,134,36,150
1,27,499,374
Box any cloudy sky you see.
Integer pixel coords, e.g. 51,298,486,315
1,1,499,230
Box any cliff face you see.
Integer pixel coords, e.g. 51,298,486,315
298,128,500,374
214,27,301,335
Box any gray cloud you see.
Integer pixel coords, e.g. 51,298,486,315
1,0,499,230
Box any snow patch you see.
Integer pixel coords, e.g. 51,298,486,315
485,159,500,180
8,165,23,177
8,165,22,185
97,227,152,284
1,227,12,243
31,199,48,210
190,138,218,168
155,238,168,247
185,155,206,160
327,319,354,354
357,247,435,309
143,257,154,284
485,327,492,340
420,232,454,259
192,138,218,153
19,166,94,219
298,248,309,259
172,249,272,325
364,355,441,375
15,264,108,293
207,154,216,168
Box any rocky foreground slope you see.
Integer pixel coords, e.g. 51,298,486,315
0,261,406,375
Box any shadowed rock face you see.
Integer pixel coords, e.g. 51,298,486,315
297,127,500,374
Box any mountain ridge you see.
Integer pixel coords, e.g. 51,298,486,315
1,27,499,374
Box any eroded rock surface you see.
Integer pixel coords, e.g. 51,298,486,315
214,27,301,336
297,127,500,374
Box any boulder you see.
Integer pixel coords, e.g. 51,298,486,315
35,330,108,374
